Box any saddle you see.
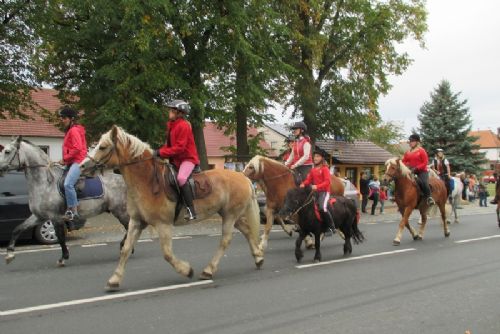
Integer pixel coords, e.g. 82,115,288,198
313,197,336,223
411,173,434,204
162,163,212,200
57,173,104,200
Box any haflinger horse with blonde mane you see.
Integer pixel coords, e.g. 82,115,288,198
80,126,264,290
243,155,344,250
384,158,449,246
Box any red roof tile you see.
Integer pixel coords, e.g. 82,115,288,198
469,130,500,148
203,122,273,157
0,89,64,138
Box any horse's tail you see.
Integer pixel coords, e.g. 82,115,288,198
347,199,364,244
244,179,261,242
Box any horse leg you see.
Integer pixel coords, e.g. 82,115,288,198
313,230,322,263
112,210,131,251
416,208,428,240
5,214,39,264
259,207,274,250
295,231,305,262
441,203,450,237
497,204,500,227
393,208,414,245
234,210,265,269
154,222,194,279
107,218,145,290
453,196,459,223
54,220,69,267
200,215,238,280
276,215,294,237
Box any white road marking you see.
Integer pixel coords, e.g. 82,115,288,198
0,280,213,317
454,234,500,244
81,243,107,248
0,247,60,256
172,236,192,240
137,239,153,243
296,248,416,269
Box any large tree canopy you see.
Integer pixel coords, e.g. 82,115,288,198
277,0,427,141
0,0,40,119
418,80,486,174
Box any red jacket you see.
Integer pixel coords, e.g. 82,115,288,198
402,147,428,172
62,124,87,164
302,164,331,192
158,118,200,169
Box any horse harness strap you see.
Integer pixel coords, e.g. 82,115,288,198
290,190,315,217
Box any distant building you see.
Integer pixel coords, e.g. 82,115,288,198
0,89,64,161
469,129,500,172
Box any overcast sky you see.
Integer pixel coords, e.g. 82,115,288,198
273,0,499,136
378,0,500,135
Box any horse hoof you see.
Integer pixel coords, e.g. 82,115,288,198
255,258,264,269
106,282,121,292
454,220,459,224
57,259,65,267
314,259,320,263
445,232,450,237
187,267,194,279
446,221,451,225
5,254,15,264
414,235,422,241
393,240,400,246
199,271,212,280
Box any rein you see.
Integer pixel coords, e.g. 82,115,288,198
288,189,315,217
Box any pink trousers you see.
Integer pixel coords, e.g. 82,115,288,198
177,161,196,186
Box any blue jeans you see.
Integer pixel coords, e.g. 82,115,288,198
64,163,81,208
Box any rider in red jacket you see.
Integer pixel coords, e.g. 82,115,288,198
58,106,87,224
155,100,200,220
300,151,336,233
402,133,434,205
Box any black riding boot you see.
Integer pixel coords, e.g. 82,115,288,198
180,184,197,221
321,210,336,234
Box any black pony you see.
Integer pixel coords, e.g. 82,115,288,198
279,186,364,263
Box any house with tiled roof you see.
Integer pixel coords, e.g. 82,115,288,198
0,89,64,160
258,123,293,159
469,129,500,171
315,139,394,188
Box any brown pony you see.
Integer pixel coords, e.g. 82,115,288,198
384,158,449,246
80,126,264,290
243,155,344,250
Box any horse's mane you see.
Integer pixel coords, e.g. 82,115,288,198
20,139,51,164
386,158,412,180
103,126,152,159
247,155,288,175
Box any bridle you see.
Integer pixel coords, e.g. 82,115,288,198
85,142,155,173
284,188,315,219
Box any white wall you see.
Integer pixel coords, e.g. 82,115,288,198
258,126,286,157
0,136,63,161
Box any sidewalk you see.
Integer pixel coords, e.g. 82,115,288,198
68,199,497,244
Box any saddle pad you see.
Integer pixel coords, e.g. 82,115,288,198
313,197,337,222
58,175,104,200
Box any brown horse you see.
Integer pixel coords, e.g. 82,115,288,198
80,126,264,290
384,158,449,246
243,155,344,250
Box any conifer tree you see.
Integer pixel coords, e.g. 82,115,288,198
418,80,485,174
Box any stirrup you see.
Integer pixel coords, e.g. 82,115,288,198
64,210,75,221
184,207,197,221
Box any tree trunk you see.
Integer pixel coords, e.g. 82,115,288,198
235,51,250,161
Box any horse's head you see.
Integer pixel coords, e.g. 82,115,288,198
243,155,264,180
384,158,410,182
81,125,152,176
0,136,23,175
278,186,313,219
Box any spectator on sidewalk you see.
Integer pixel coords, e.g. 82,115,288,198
478,183,488,207
360,172,370,213
369,176,381,215
379,185,388,214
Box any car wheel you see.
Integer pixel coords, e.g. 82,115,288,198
34,220,59,244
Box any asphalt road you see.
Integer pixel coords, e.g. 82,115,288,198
1,209,499,334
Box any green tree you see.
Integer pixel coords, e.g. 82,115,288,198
277,0,427,142
0,0,40,119
365,119,405,155
418,80,486,174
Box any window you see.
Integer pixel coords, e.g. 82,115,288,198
345,167,358,185
38,145,50,155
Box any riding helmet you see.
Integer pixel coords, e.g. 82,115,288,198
313,150,327,158
436,148,444,152
291,121,307,131
58,106,78,119
408,133,421,142
166,99,190,114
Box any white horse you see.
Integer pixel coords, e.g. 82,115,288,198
449,176,464,224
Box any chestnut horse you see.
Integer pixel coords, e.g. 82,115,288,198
243,155,344,250
384,158,449,246
80,126,264,290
